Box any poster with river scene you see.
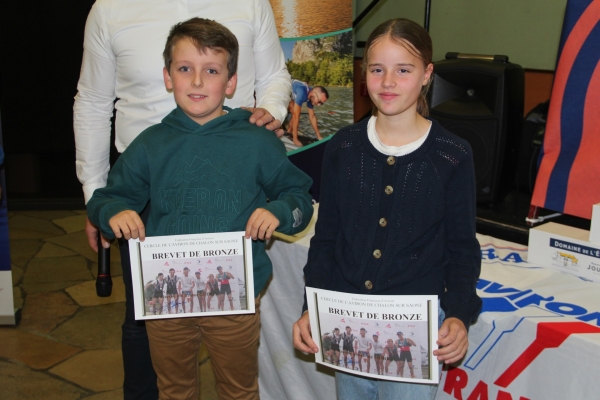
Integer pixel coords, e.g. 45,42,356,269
269,0,353,152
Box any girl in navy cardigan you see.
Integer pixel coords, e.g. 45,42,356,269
293,18,482,400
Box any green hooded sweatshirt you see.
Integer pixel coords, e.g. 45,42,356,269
88,106,314,294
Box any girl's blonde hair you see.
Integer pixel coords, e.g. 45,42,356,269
362,18,433,117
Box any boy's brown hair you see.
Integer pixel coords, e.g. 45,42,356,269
163,17,239,79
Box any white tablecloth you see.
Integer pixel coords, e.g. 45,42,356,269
259,204,337,400
258,207,600,399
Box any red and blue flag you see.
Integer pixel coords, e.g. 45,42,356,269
531,0,600,219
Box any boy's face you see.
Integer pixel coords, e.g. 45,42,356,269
163,38,237,126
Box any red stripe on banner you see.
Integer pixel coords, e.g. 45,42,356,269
531,1,600,208
494,321,600,388
564,60,600,218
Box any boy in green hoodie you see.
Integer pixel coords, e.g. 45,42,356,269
87,18,313,400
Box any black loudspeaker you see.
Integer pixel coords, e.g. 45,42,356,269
428,54,524,204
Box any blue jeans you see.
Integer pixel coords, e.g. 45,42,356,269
335,305,445,400
119,205,158,399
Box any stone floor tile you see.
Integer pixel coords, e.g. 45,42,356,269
21,281,87,295
53,214,87,234
0,327,82,369
8,228,61,240
43,231,123,263
65,279,126,307
36,242,77,258
44,231,98,262
0,360,88,400
35,243,77,258
8,214,66,237
23,256,93,283
82,389,123,400
13,286,24,310
49,349,123,392
19,291,79,334
17,210,79,220
9,239,43,267
50,303,124,350
11,265,23,285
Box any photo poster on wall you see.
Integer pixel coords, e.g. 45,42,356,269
271,0,353,152
0,112,16,325
268,0,353,201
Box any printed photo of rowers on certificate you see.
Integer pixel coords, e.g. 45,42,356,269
129,231,254,320
305,288,439,384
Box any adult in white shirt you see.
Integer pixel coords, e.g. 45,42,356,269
74,1,290,398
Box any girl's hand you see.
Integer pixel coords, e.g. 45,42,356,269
433,317,469,364
293,311,319,353
109,210,145,241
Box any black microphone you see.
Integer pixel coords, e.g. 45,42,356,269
96,235,112,297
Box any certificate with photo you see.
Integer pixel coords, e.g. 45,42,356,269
305,287,439,384
129,232,254,320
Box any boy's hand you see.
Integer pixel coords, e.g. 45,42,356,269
243,107,282,131
293,311,319,353
433,317,469,364
245,208,279,240
109,210,146,241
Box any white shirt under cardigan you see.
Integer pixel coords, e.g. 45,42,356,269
74,0,291,202
367,116,431,156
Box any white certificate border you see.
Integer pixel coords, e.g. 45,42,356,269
129,232,255,320
306,287,439,384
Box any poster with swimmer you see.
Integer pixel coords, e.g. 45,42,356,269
129,231,254,320
269,0,353,152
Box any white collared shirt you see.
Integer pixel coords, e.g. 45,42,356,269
74,0,291,202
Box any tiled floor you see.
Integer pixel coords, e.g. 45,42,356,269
3,210,218,399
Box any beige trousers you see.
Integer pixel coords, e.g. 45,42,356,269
147,297,261,400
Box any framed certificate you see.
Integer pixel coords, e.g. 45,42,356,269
129,232,254,319
306,287,439,383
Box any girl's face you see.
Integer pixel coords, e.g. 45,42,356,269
366,35,432,119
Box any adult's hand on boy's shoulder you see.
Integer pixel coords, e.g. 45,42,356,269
434,317,469,364
293,311,319,354
85,216,111,251
243,107,282,131
109,210,146,242
245,208,279,240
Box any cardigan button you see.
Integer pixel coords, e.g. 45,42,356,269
387,156,395,165
379,218,387,227
384,185,393,195
365,280,373,290
373,249,381,258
